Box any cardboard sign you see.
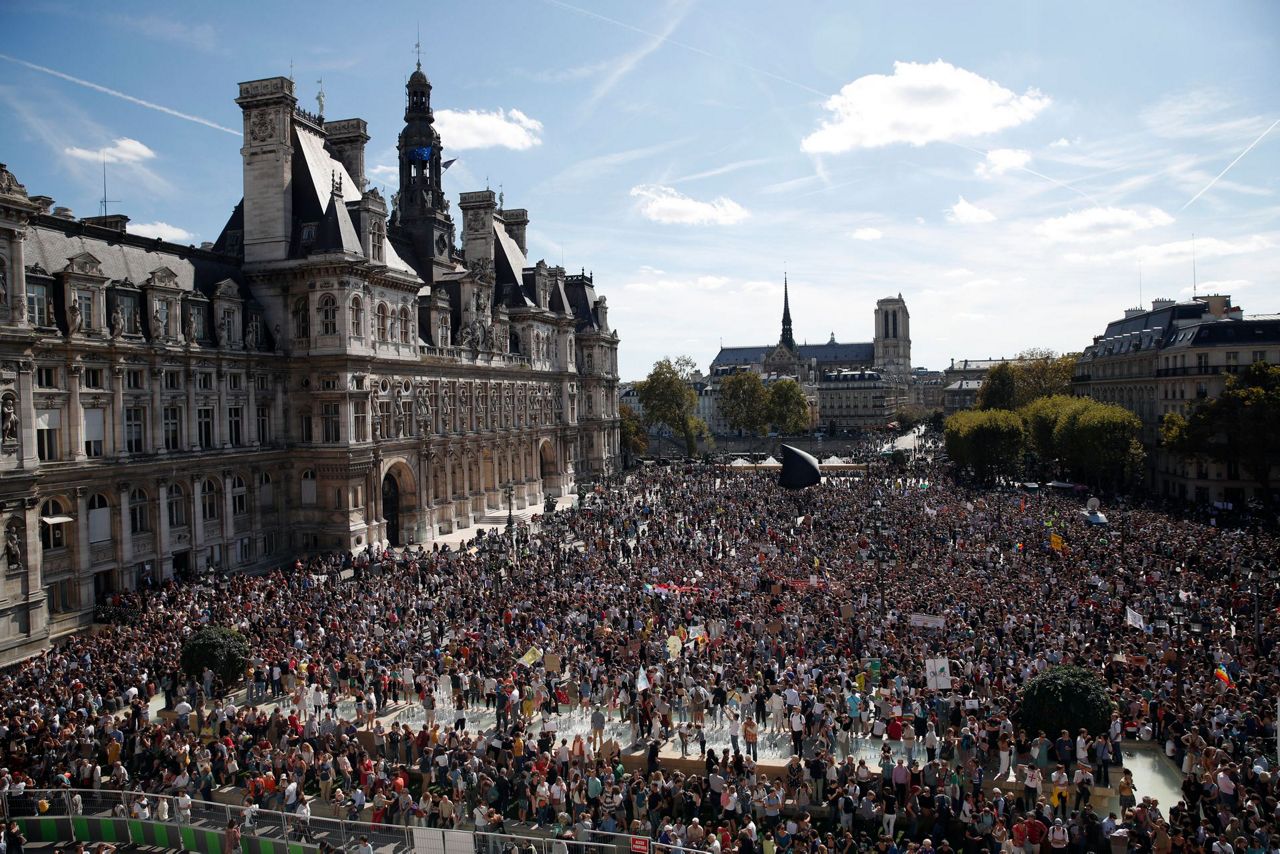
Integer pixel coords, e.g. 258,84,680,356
909,613,946,630
840,604,855,620
543,653,561,674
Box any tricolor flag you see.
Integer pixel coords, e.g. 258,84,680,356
1214,665,1236,689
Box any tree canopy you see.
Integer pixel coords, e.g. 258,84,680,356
618,403,647,465
180,625,250,691
1163,361,1280,501
1009,348,1079,408
718,371,769,435
1016,665,1112,741
636,356,708,457
944,409,1025,482
977,362,1018,411
766,379,811,434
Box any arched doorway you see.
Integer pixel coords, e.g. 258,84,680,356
539,440,557,479
382,474,401,546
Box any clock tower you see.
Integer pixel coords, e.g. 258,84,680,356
390,60,456,280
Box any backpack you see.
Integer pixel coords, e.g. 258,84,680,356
940,741,954,760
842,796,854,815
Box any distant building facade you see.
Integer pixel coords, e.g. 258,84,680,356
1073,295,1279,505
0,65,619,663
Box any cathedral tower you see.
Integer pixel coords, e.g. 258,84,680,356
873,294,911,380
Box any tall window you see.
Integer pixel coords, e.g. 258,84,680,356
258,472,273,510
27,283,51,327
124,407,146,454
40,499,69,550
163,406,182,451
231,475,248,515
88,494,111,543
36,409,61,461
116,295,139,334
321,402,341,443
190,307,207,341
293,297,310,339
83,408,105,458
399,307,412,343
77,291,94,331
227,406,243,447
197,407,214,448
168,484,187,528
301,469,317,505
376,304,389,340
298,410,313,442
318,295,337,335
128,488,150,534
379,400,393,438
201,479,220,521
349,296,364,337
256,405,271,444
353,400,368,442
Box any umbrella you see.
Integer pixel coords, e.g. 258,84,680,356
779,444,821,490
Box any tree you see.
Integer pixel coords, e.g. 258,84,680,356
766,379,811,434
718,371,769,435
1020,395,1090,477
181,625,251,692
1015,666,1112,742
944,409,1025,482
1163,361,1280,502
977,363,1017,411
1069,403,1145,489
636,356,706,457
618,403,647,467
1009,348,1079,408
894,404,933,432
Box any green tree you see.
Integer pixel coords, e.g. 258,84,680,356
636,356,707,457
618,403,647,467
1071,403,1145,489
894,404,933,432
1016,665,1112,742
977,362,1018,410
1020,395,1089,476
944,409,1025,482
180,625,251,692
1163,361,1280,501
766,379,811,434
1009,348,1079,408
718,371,769,435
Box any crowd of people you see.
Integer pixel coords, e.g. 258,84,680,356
0,442,1277,854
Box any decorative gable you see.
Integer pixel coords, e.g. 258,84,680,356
146,266,180,289
63,252,103,278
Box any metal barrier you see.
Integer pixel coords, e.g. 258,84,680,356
0,789,674,854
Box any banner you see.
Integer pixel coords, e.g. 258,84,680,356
1125,607,1145,630
909,613,946,630
1049,533,1064,552
518,646,543,667
636,667,650,692
925,658,952,690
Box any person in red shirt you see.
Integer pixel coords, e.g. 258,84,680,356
1022,814,1048,852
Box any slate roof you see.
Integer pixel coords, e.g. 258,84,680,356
712,341,873,367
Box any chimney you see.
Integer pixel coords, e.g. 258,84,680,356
52,206,75,220
82,214,130,233
459,190,496,272
1151,298,1175,310
501,208,529,255
325,118,370,191
200,241,214,250
594,295,609,332
1198,293,1229,317
28,195,53,214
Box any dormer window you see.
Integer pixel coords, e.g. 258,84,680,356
301,222,317,249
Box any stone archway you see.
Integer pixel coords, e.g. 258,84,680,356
382,474,401,546
381,460,419,546
537,438,563,497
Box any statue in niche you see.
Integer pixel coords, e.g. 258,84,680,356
1,396,19,442
246,315,260,350
184,311,196,343
4,521,21,572
414,384,432,434
67,300,82,335
110,305,125,339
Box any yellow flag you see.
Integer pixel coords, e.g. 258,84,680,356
1050,533,1063,552
519,646,543,667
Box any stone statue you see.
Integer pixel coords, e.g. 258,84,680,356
183,310,195,343
152,306,165,339
459,324,473,349
440,388,452,432
246,315,260,349
414,385,432,433
66,300,82,335
4,523,21,571
0,266,7,304
110,305,125,338
1,397,18,442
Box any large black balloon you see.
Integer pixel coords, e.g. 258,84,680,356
779,444,821,490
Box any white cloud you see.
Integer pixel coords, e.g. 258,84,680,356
852,227,883,241
976,148,1031,177
368,164,398,180
1049,137,1072,148
801,60,1050,153
1064,235,1272,265
629,184,749,225
945,196,996,224
433,108,542,151
1036,206,1174,242
64,137,156,164
129,221,193,242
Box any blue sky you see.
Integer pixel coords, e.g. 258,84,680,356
2,0,1277,379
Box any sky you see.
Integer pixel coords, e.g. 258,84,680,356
2,1,1278,380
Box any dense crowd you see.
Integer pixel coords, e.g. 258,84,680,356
0,448,1277,854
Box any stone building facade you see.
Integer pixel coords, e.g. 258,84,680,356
0,66,620,664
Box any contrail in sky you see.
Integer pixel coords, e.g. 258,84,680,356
1180,117,1278,211
0,53,242,136
541,0,830,98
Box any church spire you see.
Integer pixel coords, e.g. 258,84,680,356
780,273,796,351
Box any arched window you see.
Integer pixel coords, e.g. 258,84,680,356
87,493,112,543
258,472,273,509
319,294,337,336
201,479,220,521
128,488,150,534
168,484,187,528
349,296,364,338
293,296,310,339
399,307,412,344
301,468,317,505
231,475,248,515
40,498,69,551
375,304,389,340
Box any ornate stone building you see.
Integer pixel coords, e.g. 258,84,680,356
0,65,620,663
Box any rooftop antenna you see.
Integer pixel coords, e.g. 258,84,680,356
99,155,119,217
288,59,294,84
415,24,422,71
1138,260,1143,307
1192,233,1198,298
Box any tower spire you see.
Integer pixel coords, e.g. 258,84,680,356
780,272,796,351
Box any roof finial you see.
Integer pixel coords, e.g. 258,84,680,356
415,25,422,71
288,58,294,84
315,78,325,117
498,183,504,210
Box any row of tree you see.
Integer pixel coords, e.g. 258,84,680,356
946,395,1145,487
